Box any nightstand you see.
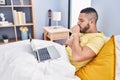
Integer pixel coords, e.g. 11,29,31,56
44,26,70,42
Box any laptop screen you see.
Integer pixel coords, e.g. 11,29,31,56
29,33,61,62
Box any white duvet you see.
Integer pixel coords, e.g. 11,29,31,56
0,40,80,80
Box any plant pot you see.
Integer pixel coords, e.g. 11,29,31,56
21,31,28,40
3,39,8,43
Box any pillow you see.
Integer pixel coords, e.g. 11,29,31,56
75,35,116,80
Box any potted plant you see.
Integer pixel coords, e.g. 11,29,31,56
2,34,8,43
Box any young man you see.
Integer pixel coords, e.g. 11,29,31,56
65,7,106,71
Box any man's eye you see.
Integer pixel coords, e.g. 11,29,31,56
80,20,83,22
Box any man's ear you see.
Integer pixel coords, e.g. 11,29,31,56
89,18,95,24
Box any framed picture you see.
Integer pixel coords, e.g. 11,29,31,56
0,0,6,5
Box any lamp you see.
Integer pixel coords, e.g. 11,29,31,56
53,12,61,27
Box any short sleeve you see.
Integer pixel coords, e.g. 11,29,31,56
86,37,105,54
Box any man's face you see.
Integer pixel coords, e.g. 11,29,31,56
77,13,90,33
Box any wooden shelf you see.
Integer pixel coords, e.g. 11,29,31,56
15,23,33,26
0,23,33,28
0,5,12,7
0,0,36,43
0,38,25,44
13,5,32,7
0,25,14,28
0,38,16,44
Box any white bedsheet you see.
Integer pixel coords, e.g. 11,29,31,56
0,39,80,80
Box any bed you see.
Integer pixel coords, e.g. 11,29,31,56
0,39,79,80
0,35,120,80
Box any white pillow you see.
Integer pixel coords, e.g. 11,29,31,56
115,35,120,80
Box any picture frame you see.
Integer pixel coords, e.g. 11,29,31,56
0,0,6,5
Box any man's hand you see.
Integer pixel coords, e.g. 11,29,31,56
64,38,73,47
65,25,80,47
71,25,80,34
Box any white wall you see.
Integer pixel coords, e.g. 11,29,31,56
70,0,120,36
70,0,91,27
91,0,120,36
33,0,69,39
33,0,60,39
59,0,69,28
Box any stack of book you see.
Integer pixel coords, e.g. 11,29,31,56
13,10,26,25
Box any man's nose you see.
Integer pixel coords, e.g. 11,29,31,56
77,21,80,25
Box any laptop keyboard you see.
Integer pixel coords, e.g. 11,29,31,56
38,48,51,61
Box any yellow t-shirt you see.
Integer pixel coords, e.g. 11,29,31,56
65,32,106,71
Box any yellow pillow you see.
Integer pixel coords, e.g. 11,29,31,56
76,35,116,80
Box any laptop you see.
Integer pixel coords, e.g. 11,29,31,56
29,34,61,62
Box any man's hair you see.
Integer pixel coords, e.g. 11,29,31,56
80,7,98,24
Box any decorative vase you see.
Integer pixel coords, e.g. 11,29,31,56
21,31,28,40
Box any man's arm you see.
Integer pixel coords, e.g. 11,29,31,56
65,25,96,62
71,33,96,62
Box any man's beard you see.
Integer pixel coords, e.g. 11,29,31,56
80,23,90,33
